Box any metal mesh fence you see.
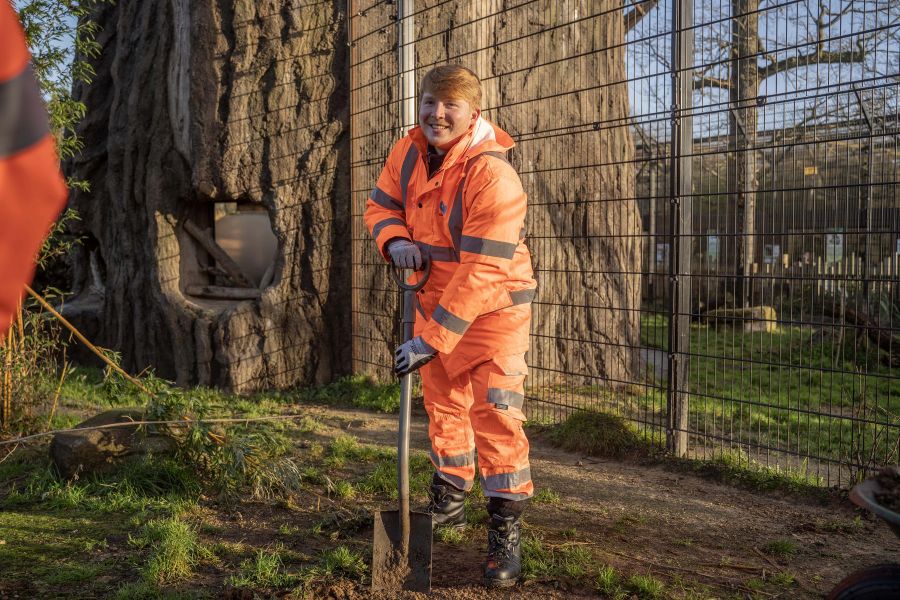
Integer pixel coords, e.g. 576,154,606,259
349,0,900,487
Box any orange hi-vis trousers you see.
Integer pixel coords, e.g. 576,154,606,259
421,352,533,501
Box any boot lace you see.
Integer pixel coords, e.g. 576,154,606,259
425,485,448,515
488,528,515,560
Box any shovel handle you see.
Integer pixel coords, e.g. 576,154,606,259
390,256,431,291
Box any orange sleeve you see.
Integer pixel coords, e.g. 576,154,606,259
363,139,414,260
0,5,68,336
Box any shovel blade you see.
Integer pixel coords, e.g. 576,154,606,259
371,510,433,592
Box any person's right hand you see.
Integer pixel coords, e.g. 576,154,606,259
387,239,423,269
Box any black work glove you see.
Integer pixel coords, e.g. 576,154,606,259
394,335,437,376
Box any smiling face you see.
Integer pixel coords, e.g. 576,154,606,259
418,92,478,154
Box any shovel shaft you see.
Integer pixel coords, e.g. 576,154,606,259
370,265,433,594
397,282,416,550
398,370,412,549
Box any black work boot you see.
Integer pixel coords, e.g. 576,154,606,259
425,474,466,529
483,513,522,588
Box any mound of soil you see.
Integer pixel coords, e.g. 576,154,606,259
874,466,900,513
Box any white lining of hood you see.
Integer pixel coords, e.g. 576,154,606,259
465,116,496,153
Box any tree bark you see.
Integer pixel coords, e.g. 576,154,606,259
65,0,351,392
727,0,760,308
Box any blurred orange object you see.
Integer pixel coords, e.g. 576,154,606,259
0,4,68,336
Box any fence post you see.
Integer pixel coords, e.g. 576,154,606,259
666,0,694,457
398,0,416,133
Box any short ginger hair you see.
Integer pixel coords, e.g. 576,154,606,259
420,65,482,111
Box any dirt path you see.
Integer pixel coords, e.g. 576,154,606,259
301,403,900,599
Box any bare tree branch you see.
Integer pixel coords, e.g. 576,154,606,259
624,0,661,33
694,75,732,90
755,35,779,65
757,47,866,80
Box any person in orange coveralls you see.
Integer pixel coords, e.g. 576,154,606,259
365,65,537,588
0,4,68,337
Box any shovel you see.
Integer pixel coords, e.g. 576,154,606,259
371,259,433,593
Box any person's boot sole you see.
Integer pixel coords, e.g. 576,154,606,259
483,576,518,588
432,519,467,531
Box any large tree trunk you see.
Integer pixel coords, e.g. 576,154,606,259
410,0,641,386
65,0,351,392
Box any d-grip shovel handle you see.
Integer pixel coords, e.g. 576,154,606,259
389,256,431,292
391,258,431,344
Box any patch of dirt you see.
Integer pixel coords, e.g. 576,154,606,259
297,403,899,598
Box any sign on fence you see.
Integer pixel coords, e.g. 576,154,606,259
825,231,844,264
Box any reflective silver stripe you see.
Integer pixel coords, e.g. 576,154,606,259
400,145,419,207
460,235,517,260
415,241,458,263
519,227,527,240
481,467,531,493
509,288,537,305
483,490,532,501
0,65,50,158
433,304,470,335
430,448,475,468
436,471,473,491
370,185,401,210
487,388,525,410
372,217,405,240
481,150,510,165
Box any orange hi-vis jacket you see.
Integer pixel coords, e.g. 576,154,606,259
364,117,537,379
0,4,68,336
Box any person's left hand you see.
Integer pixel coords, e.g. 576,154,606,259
394,336,437,376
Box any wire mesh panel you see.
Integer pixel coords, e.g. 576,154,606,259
677,0,900,486
349,0,900,487
350,0,403,377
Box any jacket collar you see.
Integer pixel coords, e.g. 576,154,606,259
408,116,515,172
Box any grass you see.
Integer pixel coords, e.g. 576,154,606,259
761,539,798,559
594,565,668,600
435,525,467,544
131,516,208,585
770,571,796,587
354,451,433,500
545,410,661,459
0,508,126,596
532,487,562,505
229,545,290,588
637,314,900,469
522,533,597,582
595,565,621,596
293,546,368,589
296,375,401,413
2,455,200,513
626,573,666,599
679,448,826,494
